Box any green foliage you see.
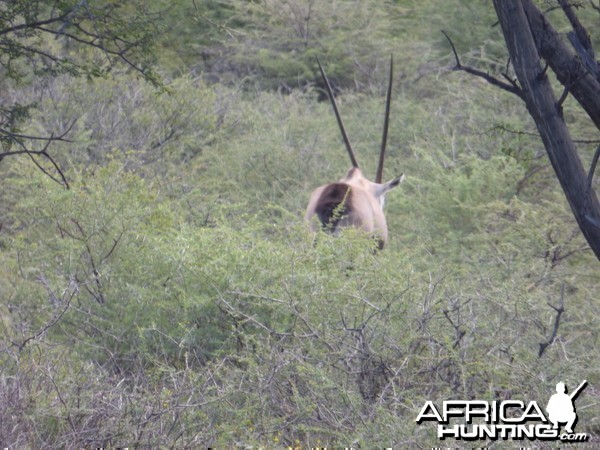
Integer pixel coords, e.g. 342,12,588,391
0,0,162,83
1,0,600,447
169,0,414,89
25,74,219,169
0,0,166,189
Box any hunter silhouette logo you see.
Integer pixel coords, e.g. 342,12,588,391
546,380,587,434
416,380,589,442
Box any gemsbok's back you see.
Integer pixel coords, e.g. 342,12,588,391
305,56,404,249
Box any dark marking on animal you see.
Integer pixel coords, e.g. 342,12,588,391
315,183,352,232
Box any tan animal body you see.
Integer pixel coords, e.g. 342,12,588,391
305,57,404,249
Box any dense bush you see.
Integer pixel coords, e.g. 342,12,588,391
1,0,599,447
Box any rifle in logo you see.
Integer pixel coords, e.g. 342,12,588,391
546,380,587,434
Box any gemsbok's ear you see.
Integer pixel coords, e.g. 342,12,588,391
377,173,405,197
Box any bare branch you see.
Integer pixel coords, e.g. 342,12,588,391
538,284,565,357
501,71,521,92
557,84,570,108
0,121,76,189
5,277,79,353
488,122,599,144
3,140,70,189
587,144,600,194
442,308,466,349
441,30,525,100
27,149,69,189
69,218,106,304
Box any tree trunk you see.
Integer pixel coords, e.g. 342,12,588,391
493,0,600,261
521,0,600,130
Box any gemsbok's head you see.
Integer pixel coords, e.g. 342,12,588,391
305,56,404,249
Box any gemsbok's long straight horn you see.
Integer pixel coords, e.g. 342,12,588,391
316,56,359,169
376,55,393,184
305,55,404,250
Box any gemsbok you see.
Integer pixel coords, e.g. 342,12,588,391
305,56,404,249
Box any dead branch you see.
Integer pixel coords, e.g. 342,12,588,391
487,123,600,145
442,300,468,349
557,84,570,108
441,30,525,100
70,219,106,304
538,284,566,357
587,144,600,194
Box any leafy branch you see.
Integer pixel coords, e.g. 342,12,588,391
0,0,162,187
